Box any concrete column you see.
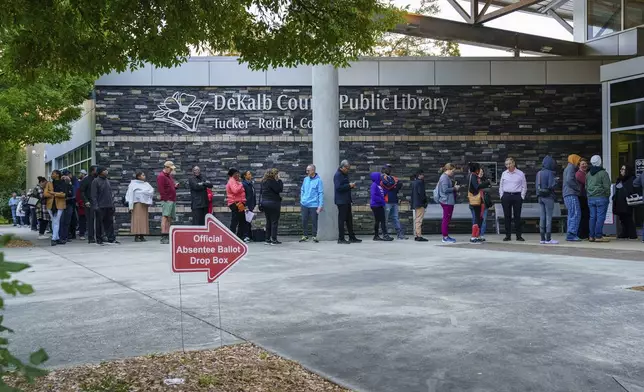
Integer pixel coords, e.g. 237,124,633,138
312,65,339,241
26,144,45,188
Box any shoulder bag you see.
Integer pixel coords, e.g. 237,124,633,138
467,174,482,206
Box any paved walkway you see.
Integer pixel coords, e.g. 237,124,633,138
2,226,644,391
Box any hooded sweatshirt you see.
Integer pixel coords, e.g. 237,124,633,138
536,156,557,199
300,174,324,208
381,175,402,204
369,172,386,207
563,154,581,198
586,156,611,198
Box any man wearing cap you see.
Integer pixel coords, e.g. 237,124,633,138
158,161,179,244
381,164,407,240
91,166,118,245
80,166,98,243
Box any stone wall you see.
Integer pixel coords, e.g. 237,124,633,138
95,85,602,236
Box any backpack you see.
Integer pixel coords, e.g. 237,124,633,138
432,183,440,203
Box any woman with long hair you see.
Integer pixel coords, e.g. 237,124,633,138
467,162,491,243
44,170,67,246
437,163,460,243
241,170,256,243
34,177,51,239
125,171,154,242
226,168,247,239
260,168,284,245
613,164,638,239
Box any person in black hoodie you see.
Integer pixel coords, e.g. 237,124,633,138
91,167,118,245
468,162,491,243
613,164,638,239
242,170,256,243
80,165,98,243
411,170,428,242
259,168,283,245
188,165,213,226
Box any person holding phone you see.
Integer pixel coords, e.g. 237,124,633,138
334,160,362,244
260,168,283,245
437,163,460,243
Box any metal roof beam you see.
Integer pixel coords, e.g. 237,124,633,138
547,9,573,34
446,0,472,23
395,14,583,56
477,0,543,24
538,0,570,13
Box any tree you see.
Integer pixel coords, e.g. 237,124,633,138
370,0,460,57
1,0,402,78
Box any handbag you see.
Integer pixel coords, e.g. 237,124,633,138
467,174,482,206
626,193,644,207
27,197,39,207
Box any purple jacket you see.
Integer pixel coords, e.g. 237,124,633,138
370,172,386,207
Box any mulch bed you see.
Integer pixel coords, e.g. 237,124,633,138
3,239,33,248
10,343,350,392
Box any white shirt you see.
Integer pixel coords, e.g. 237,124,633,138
499,168,527,199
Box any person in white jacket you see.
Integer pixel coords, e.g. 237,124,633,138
125,171,154,242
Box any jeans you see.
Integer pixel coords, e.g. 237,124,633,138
337,204,356,239
588,197,609,239
539,197,555,241
564,195,581,236
440,203,454,237
371,206,387,236
301,207,319,237
10,206,17,225
385,203,402,237
501,193,523,237
95,207,116,243
469,204,486,238
59,204,74,241
48,209,63,241
414,207,425,237
262,202,281,241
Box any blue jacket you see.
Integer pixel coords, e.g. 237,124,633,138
536,156,557,199
334,169,352,205
8,197,19,207
370,172,386,207
563,163,580,198
437,173,456,205
301,174,324,208
381,175,402,204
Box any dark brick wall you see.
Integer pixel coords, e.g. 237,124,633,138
95,85,602,236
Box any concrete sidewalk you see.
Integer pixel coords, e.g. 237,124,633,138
1,225,644,391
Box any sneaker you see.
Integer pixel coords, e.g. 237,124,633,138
415,237,429,242
337,239,351,244
516,237,525,242
160,237,169,244
88,239,96,244
243,237,251,243
299,236,309,242
383,235,394,241
312,237,319,243
546,240,559,244
566,235,582,242
503,236,511,241
38,235,49,240
140,236,147,242
397,235,409,240
539,240,546,244
479,237,486,242
373,235,383,241
96,241,105,246
442,236,456,244
271,240,282,245
349,237,362,243
50,240,57,247
135,236,142,242
595,237,610,242
264,240,272,246
79,236,86,241
106,240,120,245
470,238,479,243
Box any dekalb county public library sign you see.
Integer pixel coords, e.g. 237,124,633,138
152,91,450,132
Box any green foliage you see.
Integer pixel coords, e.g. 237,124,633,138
79,376,130,392
197,374,221,387
371,0,460,57
0,235,48,391
0,143,26,221
1,0,401,77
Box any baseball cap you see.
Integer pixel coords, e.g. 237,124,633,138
164,161,177,170
61,169,71,175
80,169,88,175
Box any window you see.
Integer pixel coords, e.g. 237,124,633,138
588,0,622,39
625,0,644,29
55,143,93,175
610,101,644,129
610,77,644,104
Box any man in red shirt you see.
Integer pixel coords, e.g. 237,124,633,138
157,161,179,244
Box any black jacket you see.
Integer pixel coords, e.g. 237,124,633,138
613,176,635,215
243,180,256,211
90,176,114,209
468,174,491,195
333,169,352,205
411,179,428,209
80,175,95,205
260,179,283,205
188,175,211,209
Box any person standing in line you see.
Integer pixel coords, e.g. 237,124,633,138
80,166,98,244
411,170,428,242
34,177,50,239
8,193,19,227
613,164,638,240
381,164,407,240
75,184,86,240
44,170,67,246
576,158,590,240
242,170,256,243
299,164,323,243
334,160,362,244
479,165,492,241
67,169,80,239
59,170,75,243
536,156,559,245
126,171,154,242
188,165,213,226
467,163,491,243
157,161,179,244
226,168,247,239
16,194,26,228
563,154,583,241
370,172,393,241
437,163,460,243
260,168,284,245
91,167,119,245
633,169,644,243
499,157,527,242
586,155,611,242
29,187,38,231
